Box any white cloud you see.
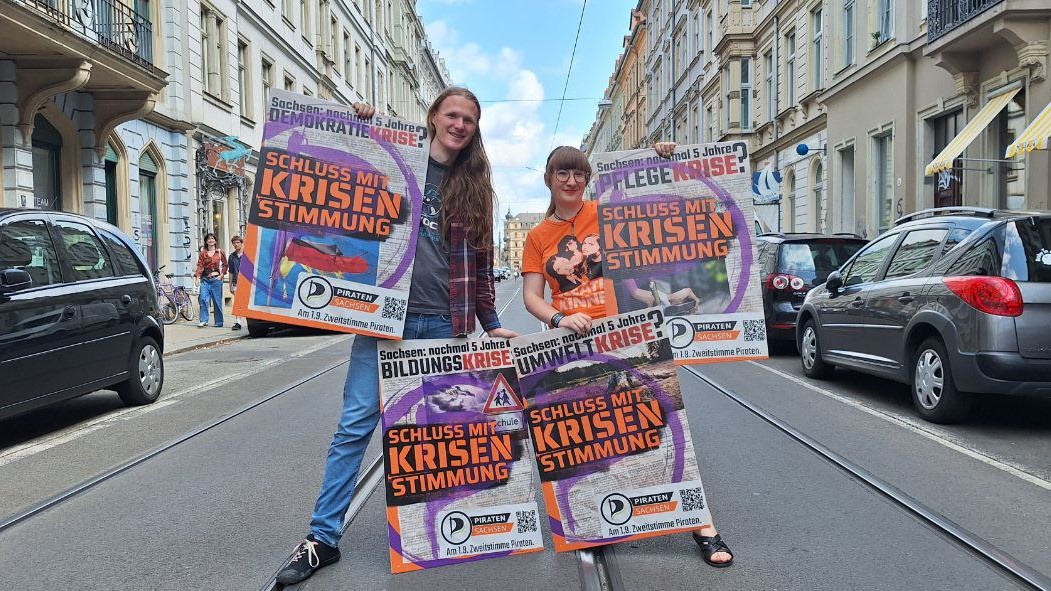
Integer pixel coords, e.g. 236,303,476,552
424,20,586,231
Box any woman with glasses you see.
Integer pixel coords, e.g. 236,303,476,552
521,145,735,568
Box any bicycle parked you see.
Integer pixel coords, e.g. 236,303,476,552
155,265,197,325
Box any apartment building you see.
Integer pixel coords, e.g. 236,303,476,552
0,0,186,275
502,211,544,271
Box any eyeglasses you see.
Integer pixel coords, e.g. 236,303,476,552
554,170,588,183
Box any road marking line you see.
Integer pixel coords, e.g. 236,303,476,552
745,361,1051,492
0,335,352,466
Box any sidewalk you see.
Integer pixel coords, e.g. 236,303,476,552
164,300,248,355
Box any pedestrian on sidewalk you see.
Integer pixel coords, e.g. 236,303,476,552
194,233,225,328
228,235,243,331
520,145,734,568
275,87,518,585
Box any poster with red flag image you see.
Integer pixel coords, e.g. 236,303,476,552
232,88,428,338
377,337,544,573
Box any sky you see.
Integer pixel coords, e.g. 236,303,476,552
417,0,638,242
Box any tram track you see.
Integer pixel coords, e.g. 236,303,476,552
684,366,1051,591
0,359,350,535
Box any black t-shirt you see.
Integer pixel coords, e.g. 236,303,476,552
407,159,451,314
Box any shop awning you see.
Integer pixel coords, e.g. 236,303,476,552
1006,98,1051,158
925,87,1020,176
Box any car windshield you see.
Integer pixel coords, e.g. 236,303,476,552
1003,217,1051,282
779,240,865,286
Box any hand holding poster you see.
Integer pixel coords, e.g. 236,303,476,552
233,89,428,338
511,309,712,551
378,338,544,573
592,142,769,363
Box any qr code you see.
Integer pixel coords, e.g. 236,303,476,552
381,296,407,320
743,319,767,342
516,510,538,533
680,487,706,512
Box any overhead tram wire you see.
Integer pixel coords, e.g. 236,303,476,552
549,0,588,150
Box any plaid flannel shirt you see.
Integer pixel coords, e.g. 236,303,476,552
448,219,501,336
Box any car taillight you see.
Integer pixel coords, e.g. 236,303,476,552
766,274,807,292
943,276,1023,317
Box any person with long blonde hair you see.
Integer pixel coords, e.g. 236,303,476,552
522,145,734,568
275,87,517,585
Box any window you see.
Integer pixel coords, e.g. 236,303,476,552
330,14,338,59
674,27,687,77
723,64,731,128
201,5,229,100
764,50,774,120
812,161,825,232
55,221,115,281
0,219,61,287
284,73,295,92
282,0,293,24
706,105,715,141
885,229,948,279
1003,219,1051,282
355,44,363,92
343,30,351,78
98,229,144,277
877,0,893,42
812,7,823,89
874,133,893,230
740,57,751,130
138,150,160,271
785,31,796,105
706,10,713,60
692,10,700,55
844,233,898,286
261,57,274,101
364,57,371,101
842,0,855,66
947,239,998,277
302,0,312,43
238,39,252,118
303,86,313,96
941,227,972,255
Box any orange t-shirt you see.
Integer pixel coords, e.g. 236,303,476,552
522,201,616,319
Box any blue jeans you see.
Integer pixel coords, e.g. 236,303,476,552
310,312,453,547
199,277,224,326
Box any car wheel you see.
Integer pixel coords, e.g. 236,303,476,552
116,336,163,406
912,337,972,424
800,320,833,379
247,318,270,338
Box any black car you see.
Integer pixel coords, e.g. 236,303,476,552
755,233,866,343
0,209,165,420
797,207,1051,423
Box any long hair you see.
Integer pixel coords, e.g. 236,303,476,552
544,146,592,217
428,87,495,248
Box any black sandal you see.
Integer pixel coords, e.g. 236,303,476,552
692,532,734,567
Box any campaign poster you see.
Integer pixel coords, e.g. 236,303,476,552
592,142,769,364
378,338,544,573
510,309,712,552
232,88,428,338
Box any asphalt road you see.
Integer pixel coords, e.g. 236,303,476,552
0,277,1048,590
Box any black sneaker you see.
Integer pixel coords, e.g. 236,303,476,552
275,535,341,585
232,323,242,331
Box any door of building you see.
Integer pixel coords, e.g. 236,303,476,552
932,110,963,208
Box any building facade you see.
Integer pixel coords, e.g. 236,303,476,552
2,0,449,288
502,211,544,271
588,0,1051,239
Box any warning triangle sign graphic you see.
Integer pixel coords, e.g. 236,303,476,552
484,373,524,413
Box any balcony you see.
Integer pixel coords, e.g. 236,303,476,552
927,0,1004,43
11,0,158,71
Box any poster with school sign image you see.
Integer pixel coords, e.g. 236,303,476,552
592,142,769,364
377,338,544,573
510,308,712,551
232,88,428,338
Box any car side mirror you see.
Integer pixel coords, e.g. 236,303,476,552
825,270,843,291
0,268,32,294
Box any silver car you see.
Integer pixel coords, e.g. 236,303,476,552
797,207,1051,423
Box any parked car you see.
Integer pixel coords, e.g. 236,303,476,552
797,207,1051,423
493,267,510,282
755,232,867,344
0,209,165,421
